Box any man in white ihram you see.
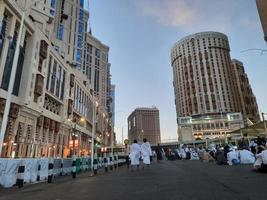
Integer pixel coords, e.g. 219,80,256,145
141,138,152,169
129,139,141,171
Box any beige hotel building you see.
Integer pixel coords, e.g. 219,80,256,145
171,32,260,141
0,0,114,158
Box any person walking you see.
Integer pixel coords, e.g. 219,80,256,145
155,144,163,163
141,138,152,169
124,143,130,169
129,140,141,171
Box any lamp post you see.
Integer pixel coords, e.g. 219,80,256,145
90,90,98,176
141,129,144,141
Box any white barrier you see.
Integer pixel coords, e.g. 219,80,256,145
39,158,49,181
0,159,20,188
0,156,121,188
53,159,62,176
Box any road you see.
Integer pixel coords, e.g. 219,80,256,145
0,160,266,200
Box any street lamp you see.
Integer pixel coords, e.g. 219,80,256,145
141,129,144,141
0,0,43,156
90,90,98,176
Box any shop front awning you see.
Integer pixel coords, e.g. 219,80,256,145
230,121,267,137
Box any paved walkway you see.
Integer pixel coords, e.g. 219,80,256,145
0,160,266,200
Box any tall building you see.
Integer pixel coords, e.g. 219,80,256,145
128,107,161,145
256,0,267,43
52,0,89,68
231,59,260,123
0,0,113,157
84,33,111,112
171,32,259,140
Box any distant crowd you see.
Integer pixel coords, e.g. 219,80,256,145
124,136,267,173
144,136,267,173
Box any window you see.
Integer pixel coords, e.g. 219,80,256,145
78,22,83,34
50,0,57,16
46,56,52,90
57,24,64,40
76,49,82,63
50,60,57,93
80,0,84,8
77,35,83,48
0,11,8,58
79,9,84,21
55,65,62,97
51,0,57,9
13,34,28,96
1,22,19,91
95,48,100,58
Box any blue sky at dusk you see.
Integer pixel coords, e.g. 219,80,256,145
87,0,267,143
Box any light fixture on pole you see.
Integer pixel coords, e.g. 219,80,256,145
90,89,98,176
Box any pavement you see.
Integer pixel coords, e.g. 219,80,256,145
0,160,266,200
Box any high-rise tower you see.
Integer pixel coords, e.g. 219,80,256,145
171,32,259,141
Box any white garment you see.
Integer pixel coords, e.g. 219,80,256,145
181,149,186,159
190,150,199,160
239,150,255,164
256,150,267,165
129,143,141,165
227,150,239,165
141,142,152,165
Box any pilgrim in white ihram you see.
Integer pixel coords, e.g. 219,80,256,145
141,138,152,165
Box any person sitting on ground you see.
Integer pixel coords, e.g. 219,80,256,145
180,147,186,159
224,144,230,159
185,146,191,160
227,148,240,165
209,143,217,159
239,147,255,164
215,147,227,165
256,136,266,154
190,148,200,160
254,146,267,173
198,146,205,161
249,140,257,154
202,149,214,162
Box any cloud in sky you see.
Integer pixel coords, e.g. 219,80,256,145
135,0,196,28
134,0,250,34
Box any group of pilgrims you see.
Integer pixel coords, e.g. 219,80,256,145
162,136,267,173
125,138,153,170
124,136,267,173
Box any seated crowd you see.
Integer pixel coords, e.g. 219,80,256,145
164,136,267,173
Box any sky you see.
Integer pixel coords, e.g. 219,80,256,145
88,0,267,143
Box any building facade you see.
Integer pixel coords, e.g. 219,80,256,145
0,0,113,157
171,32,259,140
128,107,161,145
231,59,260,123
256,0,267,43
